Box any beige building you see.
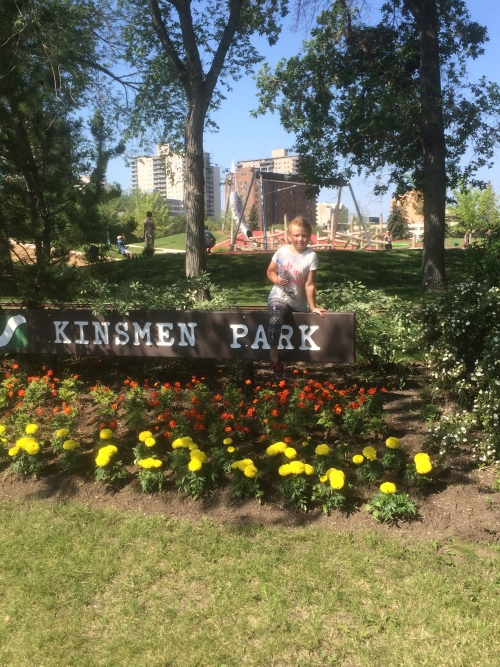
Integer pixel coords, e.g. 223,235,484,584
316,202,347,227
131,144,221,219
236,148,300,175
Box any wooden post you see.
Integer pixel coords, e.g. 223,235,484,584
379,213,383,234
284,213,288,241
332,187,342,249
350,214,354,234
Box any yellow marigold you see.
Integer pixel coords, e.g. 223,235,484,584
172,437,190,449
278,464,292,476
315,444,331,456
319,474,328,483
362,446,377,461
272,441,287,453
188,458,202,472
304,464,315,476
100,444,118,456
243,465,258,478
95,453,111,467
223,438,233,445
99,428,113,440
139,431,153,442
25,424,38,435
227,446,235,453
0,425,6,436
414,452,430,463
63,439,80,451
289,460,305,475
190,449,207,463
144,437,156,448
380,482,397,494
56,428,69,439
8,446,19,457
284,447,297,460
386,437,400,449
416,459,433,475
232,458,253,471
20,437,40,456
266,444,278,456
329,469,345,490
352,454,364,465
138,458,162,469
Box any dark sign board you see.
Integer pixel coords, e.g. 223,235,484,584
0,309,355,363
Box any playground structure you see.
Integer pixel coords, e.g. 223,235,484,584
223,168,388,251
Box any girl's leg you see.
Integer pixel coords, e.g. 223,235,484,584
267,298,290,364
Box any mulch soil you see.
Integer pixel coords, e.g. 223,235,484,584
1,360,499,543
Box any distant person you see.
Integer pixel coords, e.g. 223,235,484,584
117,235,133,258
463,232,471,249
143,211,156,252
204,225,216,253
384,231,393,250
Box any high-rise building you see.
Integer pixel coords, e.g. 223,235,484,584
226,150,316,229
235,148,300,175
131,144,221,219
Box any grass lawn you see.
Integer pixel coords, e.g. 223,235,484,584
0,500,498,667
91,247,468,305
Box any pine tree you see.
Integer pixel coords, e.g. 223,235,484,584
387,206,411,240
247,205,260,231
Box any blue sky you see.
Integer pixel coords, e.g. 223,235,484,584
107,0,500,219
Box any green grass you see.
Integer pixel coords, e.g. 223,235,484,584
90,248,468,305
154,231,228,250
0,499,499,666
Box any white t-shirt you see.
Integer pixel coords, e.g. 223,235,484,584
268,246,318,312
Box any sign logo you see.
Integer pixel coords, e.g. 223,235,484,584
0,314,28,349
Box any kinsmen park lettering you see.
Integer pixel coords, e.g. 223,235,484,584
52,319,321,351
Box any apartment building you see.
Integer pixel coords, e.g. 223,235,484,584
227,168,316,229
235,148,300,175
131,144,221,219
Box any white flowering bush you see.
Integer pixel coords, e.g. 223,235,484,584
414,280,500,461
317,281,417,368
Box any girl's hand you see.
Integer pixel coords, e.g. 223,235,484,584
312,307,326,318
276,276,289,286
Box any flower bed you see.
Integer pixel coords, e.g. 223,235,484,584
0,359,437,521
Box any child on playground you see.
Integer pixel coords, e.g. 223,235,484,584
266,216,326,379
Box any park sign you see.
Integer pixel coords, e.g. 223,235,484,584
0,309,355,363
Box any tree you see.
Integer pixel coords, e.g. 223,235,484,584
387,206,411,240
255,0,500,288
0,0,121,281
449,182,500,237
122,0,287,278
247,204,260,231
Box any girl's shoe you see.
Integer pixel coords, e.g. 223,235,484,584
271,357,285,380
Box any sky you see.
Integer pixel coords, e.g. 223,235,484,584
106,0,500,220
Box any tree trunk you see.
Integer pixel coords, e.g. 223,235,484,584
184,104,207,278
404,0,447,289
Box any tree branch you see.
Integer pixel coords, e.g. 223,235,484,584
205,0,245,101
149,0,190,90
77,57,140,91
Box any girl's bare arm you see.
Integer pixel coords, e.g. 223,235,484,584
305,270,326,316
267,260,288,286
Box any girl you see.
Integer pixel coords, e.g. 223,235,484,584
266,217,326,378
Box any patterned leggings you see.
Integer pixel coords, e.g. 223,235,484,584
267,298,293,348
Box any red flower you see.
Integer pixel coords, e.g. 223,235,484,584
169,420,177,428
47,370,54,377
224,426,232,432
12,364,19,370
271,409,279,418
17,389,26,397
367,388,377,395
242,426,250,434
244,379,252,385
380,387,388,393
63,407,71,414
109,419,117,429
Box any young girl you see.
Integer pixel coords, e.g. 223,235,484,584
266,217,326,378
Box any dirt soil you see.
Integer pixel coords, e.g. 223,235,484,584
1,365,499,544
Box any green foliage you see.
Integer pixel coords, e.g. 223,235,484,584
81,273,233,315
413,280,500,460
355,460,384,485
365,492,418,523
277,475,309,511
449,183,500,236
229,468,263,501
317,281,416,368
254,0,497,197
95,460,129,486
311,483,346,513
387,206,410,240
137,468,165,493
9,450,46,478
247,204,260,231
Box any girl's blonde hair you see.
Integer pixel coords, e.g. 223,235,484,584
289,216,312,235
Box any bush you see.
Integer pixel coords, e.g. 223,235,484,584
317,281,416,369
